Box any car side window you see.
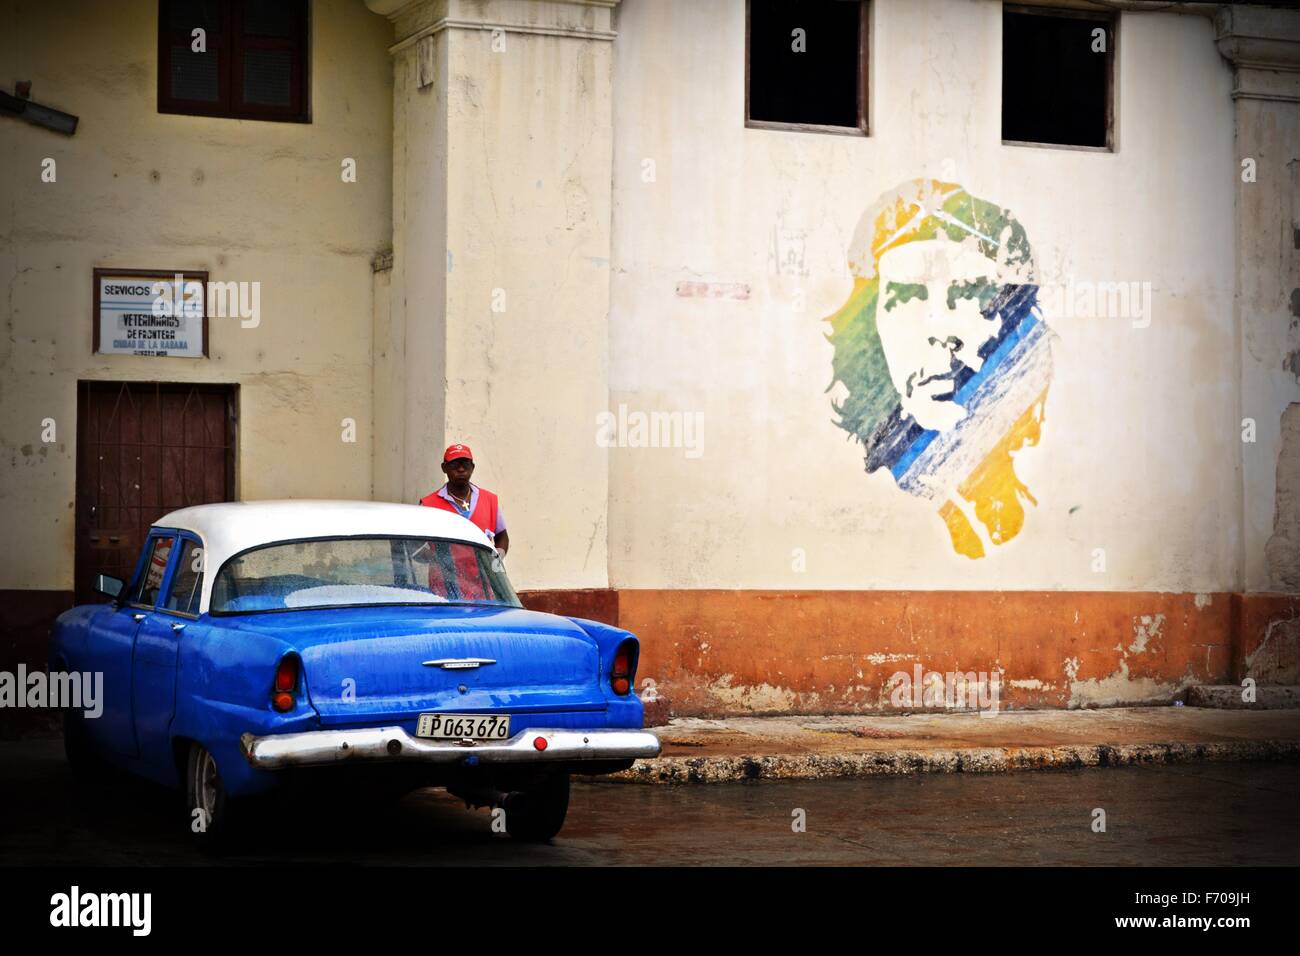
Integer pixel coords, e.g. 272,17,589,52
128,536,175,608
163,539,204,616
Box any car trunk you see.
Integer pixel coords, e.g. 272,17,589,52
224,604,605,724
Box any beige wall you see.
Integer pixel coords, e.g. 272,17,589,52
377,0,614,590
1242,81,1300,591
1226,6,1300,592
4,0,1295,606
0,0,394,591
607,0,1246,591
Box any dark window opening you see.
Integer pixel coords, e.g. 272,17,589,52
747,0,868,133
158,0,309,123
1002,6,1114,149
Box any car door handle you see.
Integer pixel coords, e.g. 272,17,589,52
132,613,148,622
171,622,186,632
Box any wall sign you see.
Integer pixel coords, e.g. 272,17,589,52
93,268,209,358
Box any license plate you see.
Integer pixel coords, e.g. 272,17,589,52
416,713,511,740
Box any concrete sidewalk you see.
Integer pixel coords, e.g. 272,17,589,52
613,706,1300,783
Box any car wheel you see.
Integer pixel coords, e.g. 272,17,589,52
185,743,233,852
62,706,107,781
502,772,570,842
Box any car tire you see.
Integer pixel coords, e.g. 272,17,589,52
185,743,233,853
502,772,570,842
62,706,107,781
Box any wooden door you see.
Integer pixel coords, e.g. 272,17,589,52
75,382,237,606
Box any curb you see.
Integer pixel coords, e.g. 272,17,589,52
608,739,1300,784
1185,685,1300,709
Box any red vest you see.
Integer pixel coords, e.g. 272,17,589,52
418,486,501,601
419,486,500,541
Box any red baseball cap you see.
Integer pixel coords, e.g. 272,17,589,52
443,443,473,463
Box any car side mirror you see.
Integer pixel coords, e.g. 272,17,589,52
94,573,125,600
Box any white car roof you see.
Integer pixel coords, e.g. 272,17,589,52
152,499,492,613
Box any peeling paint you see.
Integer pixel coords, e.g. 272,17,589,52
865,652,916,664
1008,678,1055,690
1265,403,1300,591
1129,613,1165,654
705,675,798,712
571,591,1264,717
1285,346,1300,384
1194,593,1212,609
675,280,750,300
1243,614,1300,684
1066,660,1196,709
1063,657,1081,682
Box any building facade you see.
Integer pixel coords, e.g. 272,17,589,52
3,0,1299,720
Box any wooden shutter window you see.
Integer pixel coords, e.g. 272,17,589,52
158,0,309,123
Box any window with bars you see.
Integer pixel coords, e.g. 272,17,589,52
158,0,310,123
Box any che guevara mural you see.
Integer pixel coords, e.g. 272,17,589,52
825,179,1056,559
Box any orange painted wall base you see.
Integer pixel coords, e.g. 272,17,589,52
518,589,1300,716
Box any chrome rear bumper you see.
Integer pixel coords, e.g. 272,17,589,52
240,726,662,770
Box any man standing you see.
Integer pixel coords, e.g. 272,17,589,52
419,443,510,556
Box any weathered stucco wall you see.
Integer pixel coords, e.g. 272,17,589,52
1228,7,1300,592
2,0,1295,721
519,586,1300,714
624,589,1239,714
0,0,394,592
1266,403,1300,592
607,0,1240,592
378,0,614,590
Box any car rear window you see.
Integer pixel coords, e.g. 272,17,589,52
210,537,521,613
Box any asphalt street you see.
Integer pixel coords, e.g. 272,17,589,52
2,739,1297,866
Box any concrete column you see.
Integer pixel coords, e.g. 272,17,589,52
1216,5,1300,593
365,0,616,589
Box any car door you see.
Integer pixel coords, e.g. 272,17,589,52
84,531,177,757
131,533,200,770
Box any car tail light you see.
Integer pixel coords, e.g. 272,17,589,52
611,641,635,696
273,656,299,712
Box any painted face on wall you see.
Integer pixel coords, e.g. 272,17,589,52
825,179,1057,559
875,239,1002,432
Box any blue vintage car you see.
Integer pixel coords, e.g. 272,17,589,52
50,500,660,846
